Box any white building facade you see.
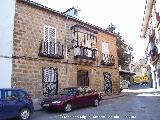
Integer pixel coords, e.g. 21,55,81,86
0,0,16,88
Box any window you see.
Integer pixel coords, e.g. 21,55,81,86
102,42,109,54
44,25,56,43
4,90,18,100
102,42,110,62
84,87,93,94
71,25,97,59
42,25,56,54
103,72,112,93
42,67,58,97
17,90,27,98
0,90,1,99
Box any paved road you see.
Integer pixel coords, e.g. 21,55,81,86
30,85,160,120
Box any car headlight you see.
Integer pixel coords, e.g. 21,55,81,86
52,101,61,104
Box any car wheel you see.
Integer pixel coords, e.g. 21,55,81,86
93,99,99,107
64,103,72,112
19,108,31,120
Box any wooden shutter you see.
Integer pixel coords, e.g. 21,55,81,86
44,25,56,54
44,26,49,42
44,25,56,42
49,27,56,42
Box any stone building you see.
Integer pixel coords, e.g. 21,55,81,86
1,0,120,99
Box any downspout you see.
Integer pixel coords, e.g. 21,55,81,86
64,15,69,87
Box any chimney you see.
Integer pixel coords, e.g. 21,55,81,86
63,6,80,18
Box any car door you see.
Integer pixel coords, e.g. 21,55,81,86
0,90,4,119
2,90,20,118
83,87,95,106
72,88,86,108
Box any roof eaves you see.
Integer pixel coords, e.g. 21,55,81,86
19,0,115,37
140,0,154,38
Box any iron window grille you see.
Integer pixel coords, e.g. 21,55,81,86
42,67,58,97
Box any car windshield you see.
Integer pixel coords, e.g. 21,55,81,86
59,88,77,96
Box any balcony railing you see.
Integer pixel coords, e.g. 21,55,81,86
74,46,96,61
39,41,64,59
101,53,115,66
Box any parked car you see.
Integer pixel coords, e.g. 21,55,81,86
0,88,34,120
141,81,149,85
41,86,102,112
128,81,131,87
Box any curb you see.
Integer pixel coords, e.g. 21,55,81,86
102,93,129,100
34,108,42,112
33,104,43,112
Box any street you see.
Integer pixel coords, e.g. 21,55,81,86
30,85,160,120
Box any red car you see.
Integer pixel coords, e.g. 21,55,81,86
41,86,102,112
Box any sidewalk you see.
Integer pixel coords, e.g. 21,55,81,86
33,98,42,112
34,102,42,112
33,92,128,112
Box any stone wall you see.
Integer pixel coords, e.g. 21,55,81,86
12,1,120,98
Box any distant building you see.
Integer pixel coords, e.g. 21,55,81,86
140,0,160,89
133,58,148,84
119,43,135,84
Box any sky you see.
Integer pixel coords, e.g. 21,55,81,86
32,0,147,62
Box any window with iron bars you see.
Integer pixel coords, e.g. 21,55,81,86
42,67,58,97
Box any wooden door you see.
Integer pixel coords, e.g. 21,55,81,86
77,71,89,86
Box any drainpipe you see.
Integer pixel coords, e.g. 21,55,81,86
64,15,69,87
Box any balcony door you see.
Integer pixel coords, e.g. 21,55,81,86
77,70,89,86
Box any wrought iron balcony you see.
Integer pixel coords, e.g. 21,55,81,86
101,53,115,66
39,41,64,59
74,46,96,61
